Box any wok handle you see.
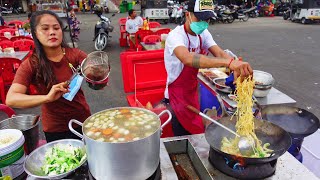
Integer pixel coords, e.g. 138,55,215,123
69,119,84,139
158,110,172,129
186,105,200,114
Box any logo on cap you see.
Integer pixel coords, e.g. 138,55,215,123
199,0,214,11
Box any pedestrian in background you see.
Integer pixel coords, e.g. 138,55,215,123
88,0,92,12
83,1,86,12
0,8,4,26
36,1,42,11
69,8,81,41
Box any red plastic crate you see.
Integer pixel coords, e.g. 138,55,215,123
120,50,174,137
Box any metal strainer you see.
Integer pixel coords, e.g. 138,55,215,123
81,51,110,90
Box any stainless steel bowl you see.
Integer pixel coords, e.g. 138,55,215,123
253,70,274,86
24,139,86,179
212,78,232,93
253,70,275,97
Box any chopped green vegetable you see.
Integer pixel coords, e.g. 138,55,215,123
41,144,86,176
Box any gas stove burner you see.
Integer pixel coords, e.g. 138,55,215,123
208,148,277,180
67,163,161,180
26,163,161,180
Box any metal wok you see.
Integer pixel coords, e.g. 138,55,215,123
261,105,320,138
205,116,292,164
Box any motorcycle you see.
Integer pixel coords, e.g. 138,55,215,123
283,7,291,20
209,11,218,24
169,3,184,24
94,13,115,51
12,7,22,14
274,2,290,16
244,6,258,18
215,5,234,23
228,5,249,22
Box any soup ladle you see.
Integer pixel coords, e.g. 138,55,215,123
186,105,255,156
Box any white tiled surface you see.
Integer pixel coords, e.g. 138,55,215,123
301,130,320,178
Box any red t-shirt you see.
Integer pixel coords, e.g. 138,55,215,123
12,48,91,132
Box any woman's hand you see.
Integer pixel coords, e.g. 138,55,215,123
229,60,253,79
46,82,69,103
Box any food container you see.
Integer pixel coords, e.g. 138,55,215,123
253,70,275,97
0,129,25,179
68,107,172,180
160,34,168,48
0,115,40,155
212,78,232,93
23,139,86,179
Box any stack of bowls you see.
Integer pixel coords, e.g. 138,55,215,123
253,70,275,97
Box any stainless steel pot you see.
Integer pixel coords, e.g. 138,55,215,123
68,107,172,180
0,114,40,154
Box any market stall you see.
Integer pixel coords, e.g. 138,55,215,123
1,50,320,180
15,134,320,179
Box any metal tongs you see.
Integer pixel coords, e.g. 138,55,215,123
186,105,255,156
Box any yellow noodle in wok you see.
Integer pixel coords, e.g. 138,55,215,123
220,76,273,158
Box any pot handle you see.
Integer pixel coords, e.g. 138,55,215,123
158,110,172,129
68,119,84,139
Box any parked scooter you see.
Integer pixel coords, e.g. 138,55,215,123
283,7,291,20
209,11,218,24
274,2,290,16
93,7,115,51
244,6,258,18
169,3,184,24
228,4,249,22
215,5,234,23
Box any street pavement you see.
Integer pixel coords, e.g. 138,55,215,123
3,13,319,119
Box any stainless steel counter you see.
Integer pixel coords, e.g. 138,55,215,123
160,134,319,180
197,73,296,109
24,133,318,180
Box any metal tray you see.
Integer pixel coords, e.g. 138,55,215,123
164,138,212,180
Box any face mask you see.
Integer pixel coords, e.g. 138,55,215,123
63,73,84,101
189,14,209,35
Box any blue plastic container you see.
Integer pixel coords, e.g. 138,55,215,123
199,84,222,116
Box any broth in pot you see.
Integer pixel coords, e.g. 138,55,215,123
83,108,160,143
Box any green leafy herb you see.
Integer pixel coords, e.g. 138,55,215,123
41,144,86,176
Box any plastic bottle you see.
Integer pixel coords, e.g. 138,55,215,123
143,19,148,30
146,18,150,30
18,25,25,36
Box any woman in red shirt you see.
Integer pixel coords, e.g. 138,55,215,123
6,10,91,142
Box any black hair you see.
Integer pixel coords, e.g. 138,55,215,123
30,10,67,89
128,9,135,16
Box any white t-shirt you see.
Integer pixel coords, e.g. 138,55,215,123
164,25,217,98
125,16,143,34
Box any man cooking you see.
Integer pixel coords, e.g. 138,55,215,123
164,0,253,136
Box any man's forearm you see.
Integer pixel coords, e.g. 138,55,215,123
190,54,231,69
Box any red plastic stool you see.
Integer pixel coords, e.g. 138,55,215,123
119,38,127,47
